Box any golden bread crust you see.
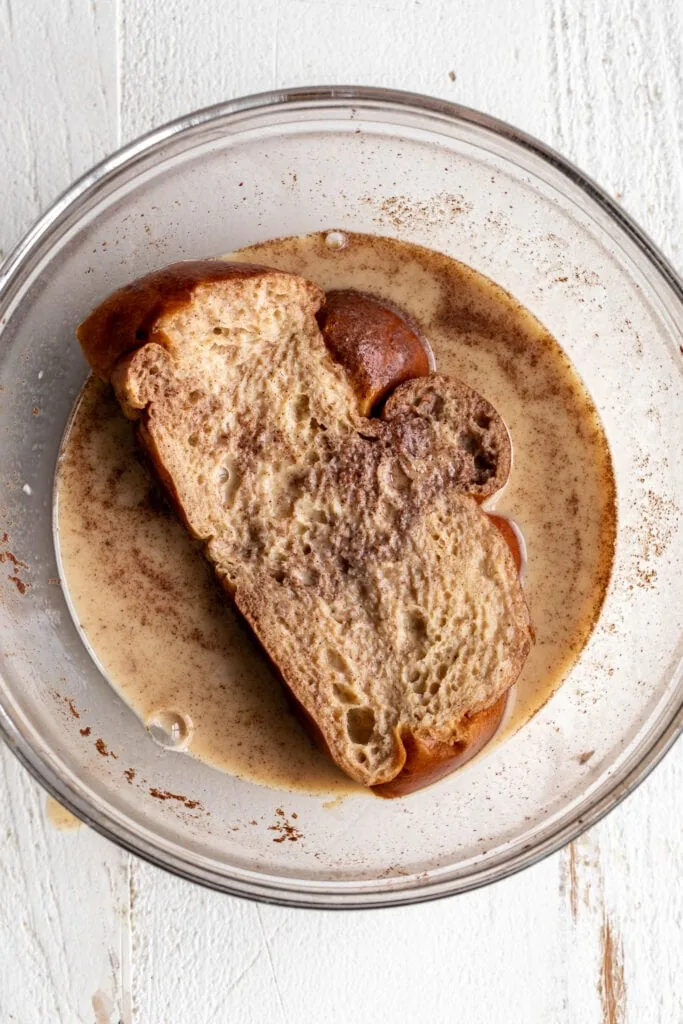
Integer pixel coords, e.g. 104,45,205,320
318,289,431,415
77,260,306,379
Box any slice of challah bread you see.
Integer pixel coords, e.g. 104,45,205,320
77,262,532,792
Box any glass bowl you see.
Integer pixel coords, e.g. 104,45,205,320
0,87,681,908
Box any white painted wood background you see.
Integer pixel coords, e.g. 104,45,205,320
1,1,682,1021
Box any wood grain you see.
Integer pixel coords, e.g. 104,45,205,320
1,0,681,1021
0,753,131,1023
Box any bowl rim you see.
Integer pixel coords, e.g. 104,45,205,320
0,84,681,908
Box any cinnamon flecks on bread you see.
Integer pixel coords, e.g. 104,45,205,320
77,261,532,792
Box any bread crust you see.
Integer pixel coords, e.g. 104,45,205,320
373,694,508,797
77,260,532,795
318,289,431,415
77,260,311,379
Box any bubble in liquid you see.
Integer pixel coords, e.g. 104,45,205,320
146,710,193,750
324,231,347,250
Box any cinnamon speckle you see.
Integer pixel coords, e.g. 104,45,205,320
578,750,594,765
95,738,117,759
362,193,472,231
2,536,30,595
148,787,202,810
80,726,91,737
628,487,679,590
8,575,27,594
0,551,28,568
124,768,136,784
268,810,303,843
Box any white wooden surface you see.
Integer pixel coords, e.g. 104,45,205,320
1,1,682,1021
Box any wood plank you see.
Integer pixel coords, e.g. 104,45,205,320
0,0,117,259
584,747,683,1024
0,2,128,1022
118,0,551,140
0,752,132,1023
548,3,683,1019
130,854,569,1024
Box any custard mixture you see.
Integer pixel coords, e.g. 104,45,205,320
56,232,615,794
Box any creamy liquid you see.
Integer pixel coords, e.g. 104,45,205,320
56,231,615,794
45,796,82,831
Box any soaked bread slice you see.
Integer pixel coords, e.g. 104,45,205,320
78,262,532,791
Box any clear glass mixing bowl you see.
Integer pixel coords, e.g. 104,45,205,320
0,87,681,908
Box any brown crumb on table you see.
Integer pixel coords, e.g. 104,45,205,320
79,726,91,737
8,575,28,594
578,750,595,765
124,768,136,784
32,407,40,416
47,577,60,585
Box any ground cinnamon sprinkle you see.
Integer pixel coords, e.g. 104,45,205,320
95,737,118,758
148,787,201,810
0,551,28,568
80,726,91,737
8,575,28,594
268,808,303,843
2,535,30,595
